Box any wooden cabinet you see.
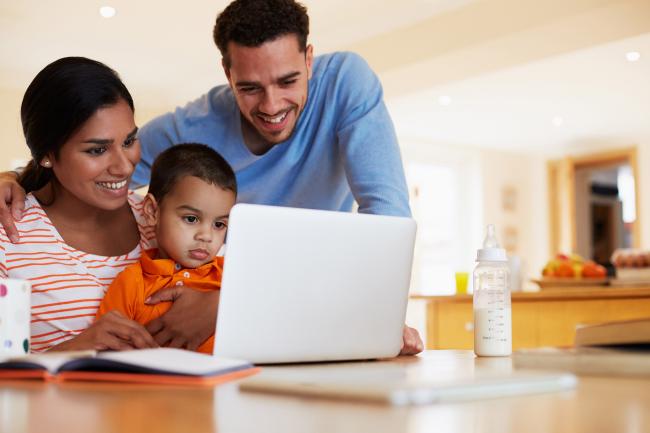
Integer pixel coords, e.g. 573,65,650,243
412,286,650,350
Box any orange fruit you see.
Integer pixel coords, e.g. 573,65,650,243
556,262,574,278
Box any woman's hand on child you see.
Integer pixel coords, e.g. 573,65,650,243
50,310,158,351
144,286,219,351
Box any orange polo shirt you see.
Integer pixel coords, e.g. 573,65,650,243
96,248,223,353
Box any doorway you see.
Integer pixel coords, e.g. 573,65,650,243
548,147,641,268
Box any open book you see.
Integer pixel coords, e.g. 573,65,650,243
574,317,650,347
513,346,650,377
0,348,259,386
513,318,650,377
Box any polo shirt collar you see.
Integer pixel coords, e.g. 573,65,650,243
140,248,220,277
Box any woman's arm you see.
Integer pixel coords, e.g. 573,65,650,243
48,310,158,351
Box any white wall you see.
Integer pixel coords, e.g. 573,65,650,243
0,88,30,170
479,149,549,290
400,139,549,292
638,141,650,249
401,141,483,287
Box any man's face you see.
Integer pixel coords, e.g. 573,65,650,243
224,34,313,151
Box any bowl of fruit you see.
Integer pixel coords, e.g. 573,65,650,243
533,253,608,289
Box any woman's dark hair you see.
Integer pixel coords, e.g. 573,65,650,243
148,143,237,203
19,56,134,193
213,0,309,68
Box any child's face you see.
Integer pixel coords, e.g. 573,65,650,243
146,175,236,268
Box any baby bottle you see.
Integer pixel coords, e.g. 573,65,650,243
473,224,512,356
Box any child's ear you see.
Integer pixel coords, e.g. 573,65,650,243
142,193,159,226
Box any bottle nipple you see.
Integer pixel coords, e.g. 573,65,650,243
483,224,500,249
476,224,507,262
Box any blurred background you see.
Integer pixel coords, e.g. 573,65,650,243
1,0,649,302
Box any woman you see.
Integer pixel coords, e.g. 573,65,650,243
0,57,157,352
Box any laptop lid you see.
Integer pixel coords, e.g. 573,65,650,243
213,204,416,364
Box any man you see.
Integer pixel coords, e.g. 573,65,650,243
133,0,410,217
0,0,422,354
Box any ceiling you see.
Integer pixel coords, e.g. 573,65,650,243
1,0,649,156
389,32,650,156
0,0,472,107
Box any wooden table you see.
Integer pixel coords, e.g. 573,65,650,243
411,286,650,349
1,350,649,433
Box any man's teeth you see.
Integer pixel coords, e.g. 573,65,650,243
97,180,127,190
259,112,288,124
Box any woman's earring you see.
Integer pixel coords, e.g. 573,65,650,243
41,159,51,168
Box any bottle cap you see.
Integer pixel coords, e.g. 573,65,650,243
476,224,507,262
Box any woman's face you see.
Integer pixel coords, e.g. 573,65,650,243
49,98,140,210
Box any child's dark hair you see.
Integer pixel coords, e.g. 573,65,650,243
213,0,309,68
148,143,237,203
19,57,134,193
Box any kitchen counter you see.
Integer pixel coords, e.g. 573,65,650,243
410,286,650,349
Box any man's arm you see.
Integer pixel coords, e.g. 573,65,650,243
400,325,424,355
132,112,182,188
144,286,219,351
334,55,422,355
0,171,26,243
335,53,411,217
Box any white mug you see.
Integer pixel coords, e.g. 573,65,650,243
0,278,31,357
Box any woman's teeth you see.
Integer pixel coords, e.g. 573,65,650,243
97,180,127,190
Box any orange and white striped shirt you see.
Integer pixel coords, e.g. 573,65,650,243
0,191,155,352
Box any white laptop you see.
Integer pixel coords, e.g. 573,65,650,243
213,204,417,364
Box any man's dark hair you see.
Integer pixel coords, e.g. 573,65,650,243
214,0,309,68
148,143,237,203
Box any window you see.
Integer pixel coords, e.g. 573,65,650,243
405,150,482,295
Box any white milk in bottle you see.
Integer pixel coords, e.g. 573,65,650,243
473,224,512,356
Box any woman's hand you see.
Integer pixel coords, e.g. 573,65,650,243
144,287,219,351
0,171,26,243
49,310,158,351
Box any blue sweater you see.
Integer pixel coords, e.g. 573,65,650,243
134,52,411,217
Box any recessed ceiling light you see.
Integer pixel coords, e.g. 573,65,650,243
626,51,640,62
438,95,452,106
99,6,116,18
552,116,564,127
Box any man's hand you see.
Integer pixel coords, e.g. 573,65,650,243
399,325,424,356
50,310,158,351
0,171,26,243
145,286,219,351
